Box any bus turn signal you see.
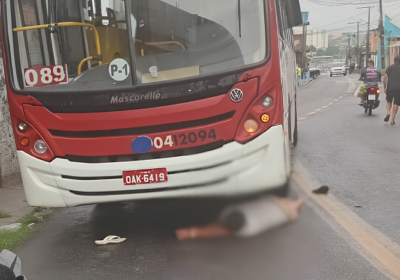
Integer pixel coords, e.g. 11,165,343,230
21,138,29,146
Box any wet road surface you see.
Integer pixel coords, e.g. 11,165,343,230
15,74,400,279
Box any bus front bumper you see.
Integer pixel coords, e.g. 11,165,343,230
18,125,288,207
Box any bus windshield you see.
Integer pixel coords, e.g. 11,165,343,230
7,0,266,92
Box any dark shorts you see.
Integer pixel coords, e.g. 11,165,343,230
386,90,400,106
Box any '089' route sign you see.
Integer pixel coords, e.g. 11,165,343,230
24,64,68,87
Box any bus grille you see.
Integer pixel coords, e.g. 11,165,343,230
63,140,227,163
49,111,235,138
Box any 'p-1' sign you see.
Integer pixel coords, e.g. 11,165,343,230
109,58,130,82
24,64,68,88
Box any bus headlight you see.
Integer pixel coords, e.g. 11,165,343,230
262,97,273,107
18,122,27,132
34,140,48,154
244,119,258,133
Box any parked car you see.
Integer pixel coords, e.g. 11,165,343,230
309,67,320,79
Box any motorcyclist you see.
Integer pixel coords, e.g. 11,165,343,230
359,60,381,106
349,63,355,74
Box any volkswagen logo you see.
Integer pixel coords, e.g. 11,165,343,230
230,89,243,102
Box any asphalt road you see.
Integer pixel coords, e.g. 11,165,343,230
15,74,399,280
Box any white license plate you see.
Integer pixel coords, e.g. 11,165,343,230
123,168,168,185
368,94,376,101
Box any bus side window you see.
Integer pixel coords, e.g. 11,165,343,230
276,0,294,47
0,37,3,86
275,0,284,38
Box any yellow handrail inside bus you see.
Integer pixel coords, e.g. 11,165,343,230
13,22,102,65
77,56,93,75
144,41,185,51
134,39,185,56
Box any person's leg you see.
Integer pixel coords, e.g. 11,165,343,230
392,105,398,125
387,101,392,115
385,91,393,122
391,93,400,124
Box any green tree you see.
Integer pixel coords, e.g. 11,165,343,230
325,46,340,56
316,49,325,56
309,45,317,52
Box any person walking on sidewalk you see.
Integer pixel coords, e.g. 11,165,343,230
383,55,400,125
297,66,301,86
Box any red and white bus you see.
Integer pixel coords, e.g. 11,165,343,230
1,0,302,207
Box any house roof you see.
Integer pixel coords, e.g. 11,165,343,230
386,9,400,29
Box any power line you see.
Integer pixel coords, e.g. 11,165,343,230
308,0,397,7
302,21,378,34
318,10,368,28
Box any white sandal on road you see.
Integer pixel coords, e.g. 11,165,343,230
95,235,126,245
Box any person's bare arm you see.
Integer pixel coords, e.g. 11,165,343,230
383,74,388,93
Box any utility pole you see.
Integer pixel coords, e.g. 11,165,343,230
348,34,351,65
348,22,360,69
379,0,385,69
358,7,371,67
302,22,310,68
367,7,370,67
302,23,306,68
357,23,359,69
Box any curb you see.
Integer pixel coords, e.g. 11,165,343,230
299,78,314,87
0,186,34,228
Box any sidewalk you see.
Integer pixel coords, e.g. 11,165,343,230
0,183,34,227
299,78,313,87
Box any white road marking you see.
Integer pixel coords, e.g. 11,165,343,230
301,76,358,121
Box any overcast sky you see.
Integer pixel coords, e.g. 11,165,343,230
299,0,400,34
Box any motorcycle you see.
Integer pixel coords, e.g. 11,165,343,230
361,82,380,115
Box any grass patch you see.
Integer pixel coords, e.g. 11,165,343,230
0,207,50,251
0,212,11,219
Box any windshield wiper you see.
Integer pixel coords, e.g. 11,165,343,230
238,0,242,38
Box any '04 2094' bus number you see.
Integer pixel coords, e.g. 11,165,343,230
153,129,217,149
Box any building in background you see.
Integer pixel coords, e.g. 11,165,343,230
384,13,400,68
369,29,380,68
293,25,328,50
